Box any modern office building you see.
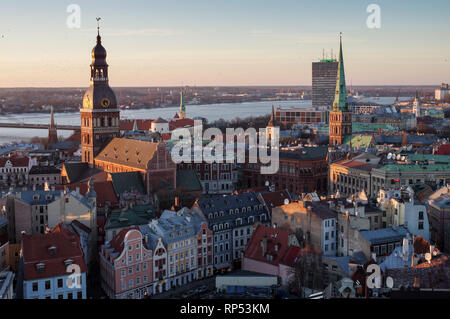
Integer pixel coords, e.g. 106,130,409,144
312,58,338,110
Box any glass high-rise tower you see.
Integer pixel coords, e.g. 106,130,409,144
312,58,338,110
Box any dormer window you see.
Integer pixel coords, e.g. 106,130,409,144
36,263,45,272
64,259,74,266
48,246,57,256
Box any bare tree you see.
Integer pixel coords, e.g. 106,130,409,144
288,245,326,298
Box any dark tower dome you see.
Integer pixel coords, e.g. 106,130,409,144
91,34,107,65
82,28,118,110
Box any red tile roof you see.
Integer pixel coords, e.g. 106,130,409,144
65,131,81,143
106,226,138,259
153,117,168,124
244,224,294,266
260,190,292,209
71,220,91,234
280,244,321,267
55,180,118,208
22,224,87,281
0,156,30,167
279,245,302,267
120,119,153,131
434,144,450,156
334,158,377,171
169,118,195,130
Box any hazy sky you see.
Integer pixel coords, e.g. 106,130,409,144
0,0,449,87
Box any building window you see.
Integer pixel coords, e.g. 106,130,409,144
77,291,83,299
57,278,63,288
32,282,38,292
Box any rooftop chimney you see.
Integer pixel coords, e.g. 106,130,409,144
260,236,267,257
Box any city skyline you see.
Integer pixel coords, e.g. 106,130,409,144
0,0,449,87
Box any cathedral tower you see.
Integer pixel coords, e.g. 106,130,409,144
81,22,120,165
329,34,352,146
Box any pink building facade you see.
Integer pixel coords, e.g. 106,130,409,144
100,227,154,299
196,222,214,279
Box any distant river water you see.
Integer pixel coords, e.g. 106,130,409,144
0,96,404,144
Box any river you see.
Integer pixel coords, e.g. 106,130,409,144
0,96,407,144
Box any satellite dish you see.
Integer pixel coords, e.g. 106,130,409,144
284,199,290,205
265,181,270,187
425,253,432,263
401,156,406,161
387,153,392,160
397,154,401,160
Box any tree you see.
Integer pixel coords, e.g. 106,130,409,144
288,244,326,298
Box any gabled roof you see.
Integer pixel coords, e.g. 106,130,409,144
95,138,160,171
110,171,146,196
120,119,153,131
169,118,195,130
244,224,294,266
0,157,29,167
22,224,86,281
62,162,104,184
259,190,292,209
55,181,118,208
153,118,168,124
106,226,139,258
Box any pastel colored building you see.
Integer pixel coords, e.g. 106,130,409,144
21,224,87,299
138,208,214,294
377,187,430,241
100,227,153,299
0,156,36,188
193,192,270,272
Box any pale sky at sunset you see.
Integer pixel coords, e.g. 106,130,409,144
0,0,449,87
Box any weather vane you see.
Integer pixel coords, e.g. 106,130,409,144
96,17,101,32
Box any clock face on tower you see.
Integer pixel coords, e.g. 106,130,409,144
101,98,111,108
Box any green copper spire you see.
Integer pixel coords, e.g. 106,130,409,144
333,33,348,111
179,90,186,119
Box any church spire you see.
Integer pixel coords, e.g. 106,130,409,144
333,33,348,112
179,90,186,119
48,106,58,147
268,104,276,127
